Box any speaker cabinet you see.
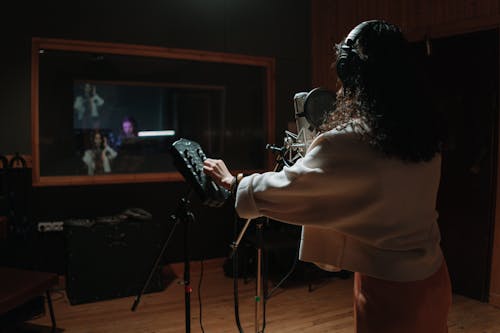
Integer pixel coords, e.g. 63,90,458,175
64,217,166,305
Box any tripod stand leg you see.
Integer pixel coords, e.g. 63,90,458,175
131,217,179,312
131,194,194,333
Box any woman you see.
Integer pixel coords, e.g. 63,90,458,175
74,83,105,129
204,20,451,332
117,116,138,146
82,130,117,175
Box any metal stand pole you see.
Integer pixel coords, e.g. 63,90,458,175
254,220,264,333
182,198,194,333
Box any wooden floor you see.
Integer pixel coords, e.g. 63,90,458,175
27,258,500,333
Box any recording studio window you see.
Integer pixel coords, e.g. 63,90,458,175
33,39,274,185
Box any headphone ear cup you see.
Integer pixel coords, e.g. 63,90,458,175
336,49,351,85
336,47,361,88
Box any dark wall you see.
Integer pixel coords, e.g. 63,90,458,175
1,0,311,272
2,0,311,153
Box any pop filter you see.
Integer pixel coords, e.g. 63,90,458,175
303,87,336,129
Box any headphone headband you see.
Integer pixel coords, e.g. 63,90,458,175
336,20,380,87
345,20,379,46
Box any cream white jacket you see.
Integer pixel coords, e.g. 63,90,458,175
235,126,443,281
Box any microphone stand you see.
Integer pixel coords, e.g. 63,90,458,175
230,131,298,250
254,219,264,333
131,190,195,333
230,148,288,333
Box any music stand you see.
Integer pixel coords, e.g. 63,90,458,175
133,138,229,333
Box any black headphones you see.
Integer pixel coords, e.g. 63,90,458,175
336,20,380,87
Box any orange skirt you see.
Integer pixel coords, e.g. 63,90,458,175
354,260,452,333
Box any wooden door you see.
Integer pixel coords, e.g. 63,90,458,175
412,29,499,301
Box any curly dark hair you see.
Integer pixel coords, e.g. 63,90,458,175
324,20,442,162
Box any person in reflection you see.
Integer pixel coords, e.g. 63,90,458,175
116,116,138,148
74,83,104,129
204,20,451,333
114,116,144,173
82,130,117,175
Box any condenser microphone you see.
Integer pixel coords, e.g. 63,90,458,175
293,92,317,154
267,87,336,168
293,87,336,154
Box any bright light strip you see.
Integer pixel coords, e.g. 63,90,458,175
138,130,176,137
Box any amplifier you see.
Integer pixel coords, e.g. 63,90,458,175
64,213,166,305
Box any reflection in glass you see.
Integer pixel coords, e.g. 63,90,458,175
38,49,267,178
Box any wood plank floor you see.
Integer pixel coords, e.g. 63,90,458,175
26,258,500,332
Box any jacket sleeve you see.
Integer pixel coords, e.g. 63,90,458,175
235,133,344,225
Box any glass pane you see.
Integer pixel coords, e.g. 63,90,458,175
38,49,267,178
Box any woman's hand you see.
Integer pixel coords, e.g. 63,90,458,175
203,158,234,190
